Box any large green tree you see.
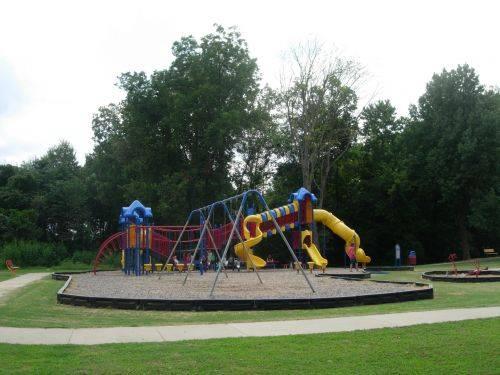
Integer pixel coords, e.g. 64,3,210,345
319,100,410,263
403,65,499,259
0,142,89,251
86,25,264,233
231,87,282,191
0,165,41,243
31,142,88,246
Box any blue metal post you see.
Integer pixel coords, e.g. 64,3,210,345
135,223,140,276
200,215,206,268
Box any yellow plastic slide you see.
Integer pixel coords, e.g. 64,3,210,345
301,230,328,267
314,209,371,264
303,242,328,267
234,214,267,268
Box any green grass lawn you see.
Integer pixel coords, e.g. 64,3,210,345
0,262,92,281
1,318,498,374
0,257,498,328
0,273,12,282
414,256,500,271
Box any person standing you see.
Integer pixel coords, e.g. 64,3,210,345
234,258,241,272
266,254,275,269
395,243,401,267
348,242,358,272
206,251,211,271
198,254,205,275
209,251,216,270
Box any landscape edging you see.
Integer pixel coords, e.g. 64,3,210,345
366,266,415,271
422,270,500,283
53,271,433,311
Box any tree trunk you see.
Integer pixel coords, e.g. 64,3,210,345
301,157,313,191
318,156,332,209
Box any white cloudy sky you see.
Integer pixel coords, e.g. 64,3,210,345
0,0,498,165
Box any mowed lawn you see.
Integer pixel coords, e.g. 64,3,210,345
1,318,499,374
0,257,499,328
0,262,91,280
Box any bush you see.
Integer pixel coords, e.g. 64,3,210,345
0,240,67,267
71,250,95,265
100,252,121,269
54,259,92,271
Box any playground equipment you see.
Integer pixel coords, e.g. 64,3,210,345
158,189,316,296
234,198,306,269
119,200,153,276
93,201,233,275
313,208,370,265
468,259,482,278
234,187,370,270
92,187,369,296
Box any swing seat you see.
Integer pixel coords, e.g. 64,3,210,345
176,263,185,272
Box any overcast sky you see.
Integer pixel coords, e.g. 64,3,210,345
1,0,498,165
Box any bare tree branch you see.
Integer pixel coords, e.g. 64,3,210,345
278,40,364,206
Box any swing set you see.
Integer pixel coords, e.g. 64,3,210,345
158,190,315,296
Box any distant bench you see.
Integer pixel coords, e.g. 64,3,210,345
5,259,19,274
483,248,498,257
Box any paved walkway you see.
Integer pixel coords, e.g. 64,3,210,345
0,273,50,299
1,306,498,345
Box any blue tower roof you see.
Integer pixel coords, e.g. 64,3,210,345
119,200,153,224
288,187,318,203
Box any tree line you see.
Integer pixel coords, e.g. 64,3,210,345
1,26,498,266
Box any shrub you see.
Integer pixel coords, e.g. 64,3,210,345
100,252,121,269
0,240,67,267
71,250,95,265
55,259,92,271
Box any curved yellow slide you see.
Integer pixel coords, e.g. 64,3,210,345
303,243,328,267
234,214,267,268
301,230,328,267
314,209,371,263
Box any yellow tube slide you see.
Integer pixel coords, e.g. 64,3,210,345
314,209,371,263
233,214,267,268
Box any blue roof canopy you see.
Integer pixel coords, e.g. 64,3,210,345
288,187,318,203
119,200,153,225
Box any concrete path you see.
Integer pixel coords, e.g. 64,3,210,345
0,306,498,345
0,273,50,299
